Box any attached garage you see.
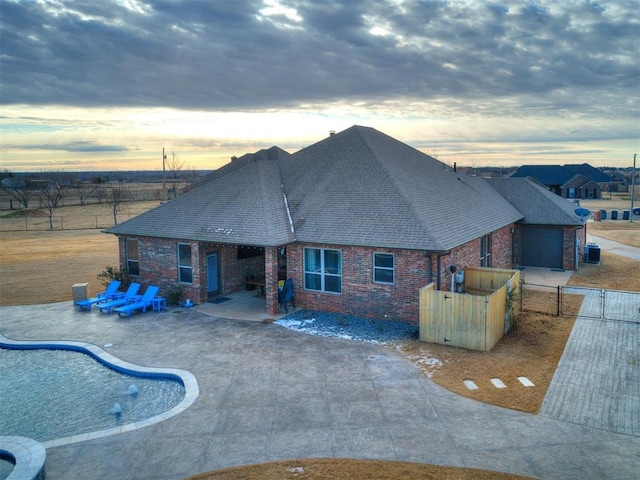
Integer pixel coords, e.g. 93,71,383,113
520,225,564,269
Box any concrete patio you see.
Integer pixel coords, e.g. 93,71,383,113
1,299,638,480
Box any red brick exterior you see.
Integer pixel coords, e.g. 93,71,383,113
118,236,266,304
116,221,590,323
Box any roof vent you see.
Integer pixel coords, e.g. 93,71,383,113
329,130,336,136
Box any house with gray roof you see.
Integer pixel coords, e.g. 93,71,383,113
107,126,587,323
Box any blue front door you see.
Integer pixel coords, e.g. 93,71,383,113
207,253,220,298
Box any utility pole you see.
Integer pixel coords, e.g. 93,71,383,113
631,153,637,223
162,148,167,202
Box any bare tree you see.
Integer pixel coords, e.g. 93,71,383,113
105,183,130,225
1,172,37,209
69,177,97,206
164,151,186,200
37,175,67,230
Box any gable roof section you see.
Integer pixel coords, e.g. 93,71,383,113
485,177,585,226
107,154,295,246
189,146,289,190
564,163,612,183
280,126,523,251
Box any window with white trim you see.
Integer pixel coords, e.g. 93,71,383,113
304,248,341,293
373,252,394,284
126,238,139,276
178,243,193,283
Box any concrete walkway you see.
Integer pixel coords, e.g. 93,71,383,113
540,287,639,436
587,234,640,262
1,303,638,480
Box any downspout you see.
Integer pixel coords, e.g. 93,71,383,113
575,224,586,269
435,250,452,290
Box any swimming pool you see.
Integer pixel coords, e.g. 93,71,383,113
0,334,199,448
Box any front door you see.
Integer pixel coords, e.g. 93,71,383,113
207,253,220,299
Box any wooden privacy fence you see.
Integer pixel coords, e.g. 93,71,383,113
419,267,521,351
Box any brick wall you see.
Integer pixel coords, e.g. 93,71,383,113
435,224,515,294
117,222,519,322
288,224,516,325
118,236,266,303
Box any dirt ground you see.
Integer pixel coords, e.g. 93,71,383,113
1,198,638,480
186,458,532,480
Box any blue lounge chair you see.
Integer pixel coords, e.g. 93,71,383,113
98,282,141,314
75,280,121,311
114,286,160,318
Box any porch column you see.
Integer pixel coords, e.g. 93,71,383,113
264,246,279,316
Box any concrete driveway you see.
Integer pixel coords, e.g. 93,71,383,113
1,302,638,480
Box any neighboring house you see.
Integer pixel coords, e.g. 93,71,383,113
106,126,586,323
510,163,613,199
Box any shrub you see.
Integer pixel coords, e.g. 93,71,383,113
166,284,184,306
97,265,130,289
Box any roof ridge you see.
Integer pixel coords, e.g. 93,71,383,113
354,127,445,250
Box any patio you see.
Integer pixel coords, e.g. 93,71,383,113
0,301,638,480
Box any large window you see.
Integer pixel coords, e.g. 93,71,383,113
126,238,139,276
373,253,394,284
304,248,342,293
178,243,193,283
480,234,492,267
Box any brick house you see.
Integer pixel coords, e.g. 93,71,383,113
510,163,613,199
106,126,586,323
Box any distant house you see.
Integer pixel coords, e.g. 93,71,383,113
106,126,587,322
510,163,613,199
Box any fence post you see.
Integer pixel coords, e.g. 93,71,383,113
95,215,98,229
60,216,63,230
557,285,560,316
601,289,606,319
25,214,28,231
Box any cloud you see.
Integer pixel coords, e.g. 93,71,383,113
6,141,129,153
0,0,637,121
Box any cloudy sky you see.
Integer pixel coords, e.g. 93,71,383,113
1,0,638,172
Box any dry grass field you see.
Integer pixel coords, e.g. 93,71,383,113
1,197,638,480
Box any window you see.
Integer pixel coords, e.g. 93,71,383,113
178,243,193,283
480,234,492,267
126,238,139,276
373,253,394,284
304,248,341,293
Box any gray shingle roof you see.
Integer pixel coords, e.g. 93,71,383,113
485,177,586,226
107,126,525,250
281,126,523,250
107,154,295,246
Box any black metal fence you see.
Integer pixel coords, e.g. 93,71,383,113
523,283,640,323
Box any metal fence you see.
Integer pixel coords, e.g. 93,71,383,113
0,213,138,232
523,283,640,323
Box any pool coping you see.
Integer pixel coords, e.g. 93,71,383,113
0,333,200,449
0,436,46,480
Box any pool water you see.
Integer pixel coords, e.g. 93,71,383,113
0,456,14,480
0,348,185,443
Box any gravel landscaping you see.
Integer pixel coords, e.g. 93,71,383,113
276,309,419,343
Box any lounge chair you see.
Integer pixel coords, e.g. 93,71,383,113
114,285,160,318
98,282,141,314
75,280,122,311
278,278,296,313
